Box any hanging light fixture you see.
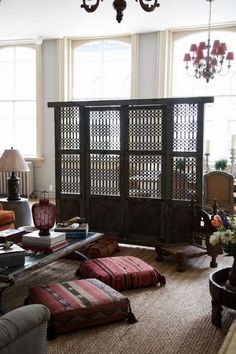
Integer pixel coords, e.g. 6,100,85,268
81,0,160,23
183,0,234,82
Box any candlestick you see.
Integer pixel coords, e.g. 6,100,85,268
205,140,210,155
231,135,236,150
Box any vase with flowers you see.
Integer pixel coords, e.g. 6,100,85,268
210,210,236,291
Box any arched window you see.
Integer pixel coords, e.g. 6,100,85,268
0,45,37,157
71,38,131,100
171,27,236,165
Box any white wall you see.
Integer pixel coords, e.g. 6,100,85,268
34,40,58,198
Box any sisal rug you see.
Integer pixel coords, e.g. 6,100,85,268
2,245,236,354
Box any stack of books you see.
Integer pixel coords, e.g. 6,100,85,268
0,229,25,244
22,231,68,253
54,223,89,239
0,243,25,268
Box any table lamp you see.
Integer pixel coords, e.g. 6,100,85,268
0,147,29,201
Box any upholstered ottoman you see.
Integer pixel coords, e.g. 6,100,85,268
27,278,136,336
78,256,166,291
66,236,119,260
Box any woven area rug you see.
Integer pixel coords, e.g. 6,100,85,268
2,245,236,354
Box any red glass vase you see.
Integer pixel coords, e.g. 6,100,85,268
32,199,56,236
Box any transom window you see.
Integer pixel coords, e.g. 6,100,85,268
0,45,37,157
72,38,131,100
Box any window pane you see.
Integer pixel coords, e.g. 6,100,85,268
72,39,131,100
0,46,37,156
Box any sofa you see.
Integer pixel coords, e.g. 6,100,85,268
0,203,15,231
218,320,236,354
0,304,50,354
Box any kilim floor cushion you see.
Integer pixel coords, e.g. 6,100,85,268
66,236,119,260
78,256,166,291
27,278,137,337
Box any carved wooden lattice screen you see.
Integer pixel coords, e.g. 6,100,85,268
49,97,213,246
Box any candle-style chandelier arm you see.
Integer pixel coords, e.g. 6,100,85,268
183,0,234,82
81,0,160,22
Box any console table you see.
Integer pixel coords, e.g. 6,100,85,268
209,267,236,328
0,231,103,314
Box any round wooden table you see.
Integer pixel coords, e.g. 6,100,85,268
209,267,236,328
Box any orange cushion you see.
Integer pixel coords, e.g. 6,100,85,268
0,210,15,227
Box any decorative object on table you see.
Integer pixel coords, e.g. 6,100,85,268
22,231,67,253
183,0,234,82
32,192,56,236
56,216,82,227
0,243,25,268
0,229,25,243
27,278,137,336
0,147,29,201
214,158,228,171
210,210,236,291
81,0,160,23
54,217,89,239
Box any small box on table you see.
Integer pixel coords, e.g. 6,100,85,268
0,229,24,244
0,244,25,268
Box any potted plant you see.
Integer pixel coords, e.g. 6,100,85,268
214,159,228,171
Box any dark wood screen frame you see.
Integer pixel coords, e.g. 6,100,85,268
48,97,214,246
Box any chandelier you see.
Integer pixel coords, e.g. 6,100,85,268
81,0,160,23
183,0,234,82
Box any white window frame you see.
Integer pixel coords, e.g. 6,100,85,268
0,40,43,166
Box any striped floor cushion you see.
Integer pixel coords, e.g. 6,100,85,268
78,256,166,291
27,278,136,336
66,236,119,260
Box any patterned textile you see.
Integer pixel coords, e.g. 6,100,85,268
28,278,135,334
79,256,166,291
66,236,119,260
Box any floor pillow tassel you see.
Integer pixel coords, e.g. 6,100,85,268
127,304,138,324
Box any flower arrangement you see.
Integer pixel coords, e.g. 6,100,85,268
209,210,236,257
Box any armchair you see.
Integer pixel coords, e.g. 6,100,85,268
203,171,235,213
0,203,15,231
0,304,50,354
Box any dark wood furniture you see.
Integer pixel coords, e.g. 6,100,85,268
209,267,236,328
155,200,222,271
0,232,103,314
48,97,213,247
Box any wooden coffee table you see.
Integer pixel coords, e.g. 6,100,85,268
0,231,103,314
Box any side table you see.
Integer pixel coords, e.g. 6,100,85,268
209,267,236,328
0,198,32,228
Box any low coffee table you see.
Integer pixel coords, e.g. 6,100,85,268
0,231,103,314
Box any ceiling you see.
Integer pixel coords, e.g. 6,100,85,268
0,0,235,41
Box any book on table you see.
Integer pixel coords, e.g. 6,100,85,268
0,229,24,244
0,244,25,268
22,240,69,253
22,231,66,248
54,223,89,238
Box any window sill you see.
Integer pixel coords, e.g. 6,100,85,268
25,156,45,168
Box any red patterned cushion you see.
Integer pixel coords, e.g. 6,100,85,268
66,236,119,260
79,256,166,291
28,278,136,335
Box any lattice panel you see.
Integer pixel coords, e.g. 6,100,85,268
172,157,197,200
173,104,198,152
129,108,163,150
90,110,120,150
129,155,162,198
90,154,120,196
59,107,80,150
60,154,80,194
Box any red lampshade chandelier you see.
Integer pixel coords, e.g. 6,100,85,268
183,0,234,82
81,0,160,23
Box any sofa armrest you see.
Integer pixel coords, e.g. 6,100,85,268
218,320,236,354
0,304,50,354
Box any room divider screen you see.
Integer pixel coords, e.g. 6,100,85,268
48,97,213,246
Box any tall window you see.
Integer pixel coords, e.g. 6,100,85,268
71,38,132,100
171,27,236,165
0,45,37,157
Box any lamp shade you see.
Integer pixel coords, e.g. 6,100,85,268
0,148,29,172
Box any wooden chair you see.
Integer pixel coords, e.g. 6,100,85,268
203,171,235,213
